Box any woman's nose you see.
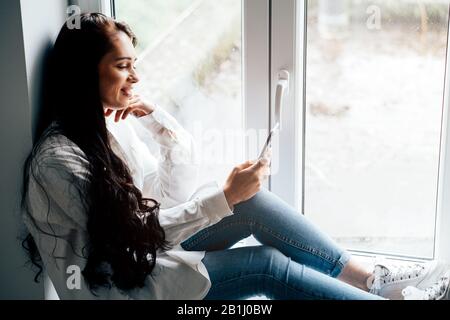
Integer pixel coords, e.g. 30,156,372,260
129,69,139,83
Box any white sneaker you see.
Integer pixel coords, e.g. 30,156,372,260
368,260,445,300
402,270,450,300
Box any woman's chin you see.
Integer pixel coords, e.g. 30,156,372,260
120,100,131,109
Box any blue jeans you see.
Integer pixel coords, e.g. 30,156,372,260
181,189,382,300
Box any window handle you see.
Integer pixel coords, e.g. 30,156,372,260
274,69,290,131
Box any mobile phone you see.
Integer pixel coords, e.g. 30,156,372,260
258,123,279,159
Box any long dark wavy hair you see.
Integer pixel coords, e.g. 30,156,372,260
21,13,170,293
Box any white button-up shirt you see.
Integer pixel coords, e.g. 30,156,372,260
23,106,234,299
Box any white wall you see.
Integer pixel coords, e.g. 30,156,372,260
21,0,69,138
0,0,68,299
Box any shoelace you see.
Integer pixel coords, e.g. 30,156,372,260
379,264,425,283
370,263,425,293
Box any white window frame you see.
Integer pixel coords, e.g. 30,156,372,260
72,0,113,16
243,0,271,171
269,0,304,208
435,8,450,262
271,0,450,261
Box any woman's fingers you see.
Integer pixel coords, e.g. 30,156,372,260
128,95,140,105
105,100,144,122
235,160,255,171
111,107,148,123
132,109,148,117
248,158,270,182
121,107,135,120
114,109,124,122
121,107,149,121
104,108,114,117
261,163,271,179
262,146,272,160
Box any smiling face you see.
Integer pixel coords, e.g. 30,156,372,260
98,31,139,111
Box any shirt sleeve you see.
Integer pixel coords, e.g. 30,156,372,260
133,106,200,208
158,183,234,245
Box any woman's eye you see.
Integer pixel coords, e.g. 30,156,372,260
117,65,137,70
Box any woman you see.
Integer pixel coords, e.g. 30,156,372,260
21,13,438,300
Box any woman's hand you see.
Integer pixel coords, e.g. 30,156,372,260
223,157,271,210
104,94,155,122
